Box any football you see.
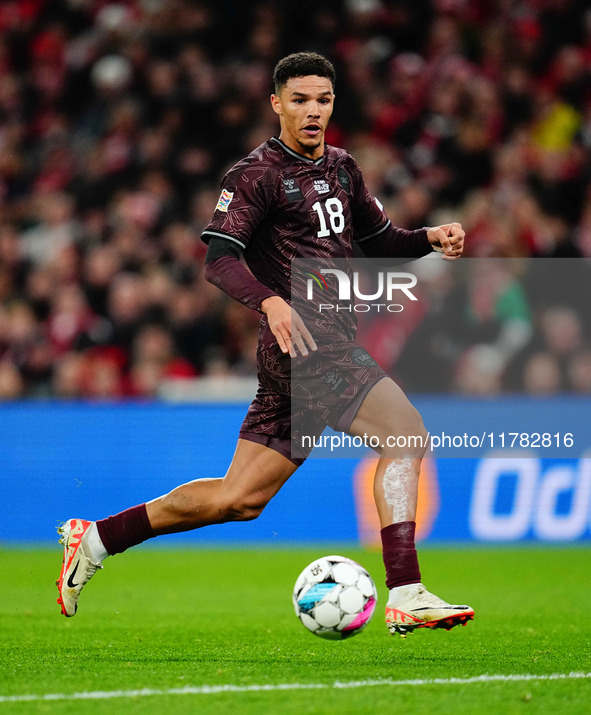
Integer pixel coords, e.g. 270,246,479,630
292,555,378,639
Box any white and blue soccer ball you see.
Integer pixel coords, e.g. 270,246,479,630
293,555,377,640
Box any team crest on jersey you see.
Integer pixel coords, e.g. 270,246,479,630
351,348,377,368
215,189,234,212
313,179,330,195
337,167,351,193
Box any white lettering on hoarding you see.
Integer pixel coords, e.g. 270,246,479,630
470,457,538,540
470,455,591,541
535,461,591,540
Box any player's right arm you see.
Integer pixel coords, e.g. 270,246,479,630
204,241,316,358
202,165,316,357
259,296,316,359
204,237,277,312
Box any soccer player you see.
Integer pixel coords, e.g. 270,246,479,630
57,52,473,636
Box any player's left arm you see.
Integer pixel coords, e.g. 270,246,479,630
348,159,465,260
357,220,465,260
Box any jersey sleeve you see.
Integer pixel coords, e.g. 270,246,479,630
201,163,276,249
204,238,278,312
348,158,432,258
348,158,392,241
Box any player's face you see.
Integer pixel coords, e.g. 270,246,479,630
271,76,334,159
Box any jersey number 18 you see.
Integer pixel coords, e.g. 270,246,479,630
312,198,345,237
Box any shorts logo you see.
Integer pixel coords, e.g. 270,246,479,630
313,179,330,195
324,369,347,396
351,348,377,367
215,189,234,212
283,177,303,202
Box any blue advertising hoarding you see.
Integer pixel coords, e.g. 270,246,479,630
1,399,589,544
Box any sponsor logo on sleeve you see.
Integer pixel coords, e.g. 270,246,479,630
215,189,234,212
313,179,331,194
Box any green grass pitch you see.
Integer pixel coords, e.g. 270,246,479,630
1,545,590,714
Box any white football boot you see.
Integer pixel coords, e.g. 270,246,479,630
385,583,474,637
56,519,102,617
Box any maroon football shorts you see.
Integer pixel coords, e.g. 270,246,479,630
239,340,387,465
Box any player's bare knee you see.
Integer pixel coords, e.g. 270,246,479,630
399,405,427,453
380,407,428,459
413,413,429,458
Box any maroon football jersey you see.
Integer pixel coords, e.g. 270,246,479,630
203,137,388,279
202,137,427,348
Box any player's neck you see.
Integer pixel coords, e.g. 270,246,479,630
277,132,324,161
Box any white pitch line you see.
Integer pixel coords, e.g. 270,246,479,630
0,672,589,703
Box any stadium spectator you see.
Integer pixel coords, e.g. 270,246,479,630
1,0,591,398
567,348,591,393
522,351,563,395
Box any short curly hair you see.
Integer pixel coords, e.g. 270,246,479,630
273,52,336,93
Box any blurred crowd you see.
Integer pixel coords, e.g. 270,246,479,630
0,0,590,399
356,256,591,395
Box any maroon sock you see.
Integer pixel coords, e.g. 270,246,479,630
381,521,421,589
96,503,154,556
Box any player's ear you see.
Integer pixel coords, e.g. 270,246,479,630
270,93,282,116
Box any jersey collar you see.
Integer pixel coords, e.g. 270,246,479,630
271,137,324,165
